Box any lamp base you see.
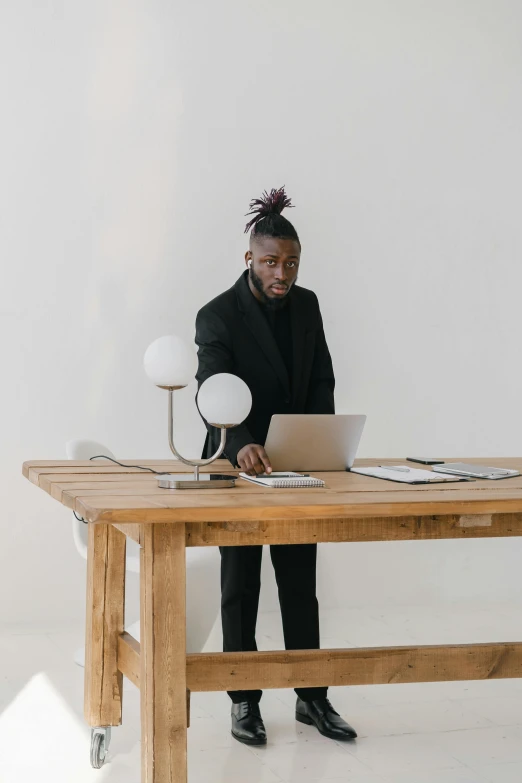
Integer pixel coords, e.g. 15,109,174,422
157,473,236,490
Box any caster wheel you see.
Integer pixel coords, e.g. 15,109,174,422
90,727,111,769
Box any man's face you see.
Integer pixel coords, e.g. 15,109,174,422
245,237,301,308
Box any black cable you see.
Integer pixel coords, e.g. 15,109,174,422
72,456,163,525
89,455,164,475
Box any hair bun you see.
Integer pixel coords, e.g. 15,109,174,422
244,186,294,233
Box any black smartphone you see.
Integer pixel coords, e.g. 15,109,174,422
406,457,445,465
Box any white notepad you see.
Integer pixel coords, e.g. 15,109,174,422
239,472,325,488
349,466,468,484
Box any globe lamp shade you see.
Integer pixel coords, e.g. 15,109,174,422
143,335,198,389
197,373,252,427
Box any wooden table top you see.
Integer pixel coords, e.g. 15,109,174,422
22,457,522,524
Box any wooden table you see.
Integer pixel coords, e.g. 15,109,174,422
23,457,522,782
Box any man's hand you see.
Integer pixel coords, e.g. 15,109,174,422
237,444,272,476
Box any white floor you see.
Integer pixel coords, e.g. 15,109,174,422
2,602,522,782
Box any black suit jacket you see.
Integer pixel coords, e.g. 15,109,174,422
195,271,335,467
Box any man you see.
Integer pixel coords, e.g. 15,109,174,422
195,187,356,745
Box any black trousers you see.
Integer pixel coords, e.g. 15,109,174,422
220,543,328,704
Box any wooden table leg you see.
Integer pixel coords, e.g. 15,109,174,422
84,523,126,726
141,523,187,783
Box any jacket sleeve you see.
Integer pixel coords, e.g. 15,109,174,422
304,302,335,414
195,307,255,467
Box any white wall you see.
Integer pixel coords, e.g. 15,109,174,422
2,0,522,628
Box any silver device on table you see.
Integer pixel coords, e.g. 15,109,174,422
264,414,367,472
431,462,520,480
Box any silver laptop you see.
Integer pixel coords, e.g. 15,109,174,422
264,414,366,472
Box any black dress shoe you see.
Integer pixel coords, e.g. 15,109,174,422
296,697,357,740
231,701,267,745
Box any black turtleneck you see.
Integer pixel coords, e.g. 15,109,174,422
257,298,293,388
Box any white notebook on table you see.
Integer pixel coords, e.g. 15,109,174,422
239,472,325,488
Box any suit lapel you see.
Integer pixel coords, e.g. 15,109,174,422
290,288,308,405
235,273,291,396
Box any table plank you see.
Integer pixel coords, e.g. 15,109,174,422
185,642,522,691
49,472,522,493
23,459,234,483
185,512,522,546
70,488,522,523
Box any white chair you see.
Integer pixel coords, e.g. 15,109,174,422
66,439,220,666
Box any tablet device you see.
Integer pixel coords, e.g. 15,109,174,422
432,463,519,479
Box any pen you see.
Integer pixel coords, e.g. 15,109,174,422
380,465,410,473
258,473,310,478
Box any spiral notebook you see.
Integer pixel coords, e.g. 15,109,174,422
239,472,325,488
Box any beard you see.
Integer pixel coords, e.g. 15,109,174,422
249,267,293,310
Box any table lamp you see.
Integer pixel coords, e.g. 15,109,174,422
144,335,252,489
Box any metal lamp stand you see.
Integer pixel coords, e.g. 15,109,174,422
157,388,236,489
